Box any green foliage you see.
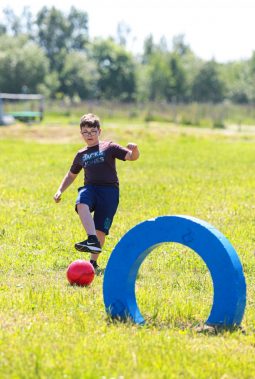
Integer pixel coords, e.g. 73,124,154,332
141,39,188,103
0,33,28,50
168,53,188,101
59,51,98,99
116,21,131,47
92,38,136,101
147,52,172,101
172,34,191,56
248,51,255,102
220,61,251,104
35,6,88,71
142,34,156,64
0,36,49,93
1,122,255,378
0,6,255,105
212,120,225,129
37,71,60,98
2,7,24,35
192,61,225,103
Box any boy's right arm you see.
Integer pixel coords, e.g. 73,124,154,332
53,171,78,203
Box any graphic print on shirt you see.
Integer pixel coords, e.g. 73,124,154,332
82,151,105,167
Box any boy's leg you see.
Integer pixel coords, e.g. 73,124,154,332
96,230,106,248
77,203,96,235
75,203,101,253
90,230,106,262
90,187,119,268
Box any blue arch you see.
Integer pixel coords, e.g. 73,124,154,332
103,216,246,326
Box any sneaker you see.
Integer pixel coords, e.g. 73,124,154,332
90,260,104,276
75,237,102,253
90,259,99,270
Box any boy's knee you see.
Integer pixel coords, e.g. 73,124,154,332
76,203,90,213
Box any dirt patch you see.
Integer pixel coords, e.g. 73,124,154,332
1,121,255,143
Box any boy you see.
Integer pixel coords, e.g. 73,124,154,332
53,113,139,270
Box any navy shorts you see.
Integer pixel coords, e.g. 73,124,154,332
75,184,119,235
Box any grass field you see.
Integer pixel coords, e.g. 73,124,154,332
1,119,255,378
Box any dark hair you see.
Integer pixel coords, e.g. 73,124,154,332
80,113,100,129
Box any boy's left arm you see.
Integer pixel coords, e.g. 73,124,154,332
125,143,140,161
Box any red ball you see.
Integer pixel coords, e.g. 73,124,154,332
67,260,95,286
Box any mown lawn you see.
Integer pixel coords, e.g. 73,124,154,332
1,121,255,378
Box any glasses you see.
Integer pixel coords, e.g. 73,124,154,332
81,130,98,136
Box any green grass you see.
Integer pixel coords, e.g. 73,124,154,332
1,121,255,378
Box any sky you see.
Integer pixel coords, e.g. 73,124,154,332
0,0,255,63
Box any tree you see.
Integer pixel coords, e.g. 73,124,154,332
142,35,156,64
0,35,49,93
116,22,131,47
167,53,188,102
0,24,7,35
59,51,98,99
37,71,60,99
192,61,225,103
144,51,187,103
248,51,255,103
147,52,170,101
172,34,190,56
178,51,203,102
35,6,88,71
1,6,34,36
66,7,89,50
92,38,136,101
220,61,250,104
2,7,21,36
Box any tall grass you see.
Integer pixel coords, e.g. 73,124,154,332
42,100,255,127
1,121,255,378
3,99,255,129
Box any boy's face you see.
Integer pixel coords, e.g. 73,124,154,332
80,126,101,147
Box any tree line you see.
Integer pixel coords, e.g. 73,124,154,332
0,6,255,104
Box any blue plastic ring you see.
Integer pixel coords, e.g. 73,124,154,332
103,215,246,326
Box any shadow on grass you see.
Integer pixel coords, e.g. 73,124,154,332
95,267,105,276
193,323,246,335
105,315,246,335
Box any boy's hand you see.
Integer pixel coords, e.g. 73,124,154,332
125,143,139,161
126,143,138,151
54,190,62,203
